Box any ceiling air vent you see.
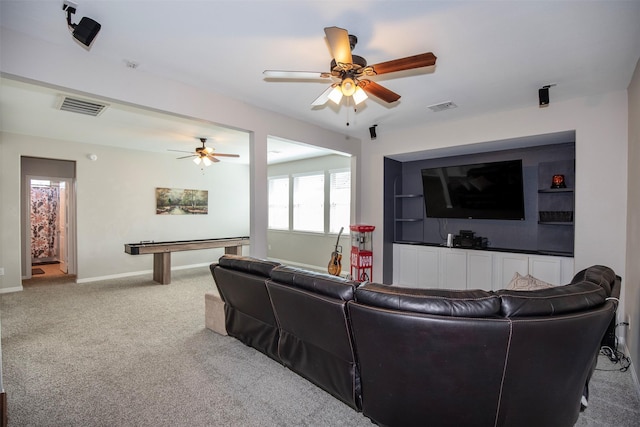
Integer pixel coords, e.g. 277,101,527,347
427,101,457,112
57,95,108,116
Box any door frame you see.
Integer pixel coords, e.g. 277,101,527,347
23,175,77,279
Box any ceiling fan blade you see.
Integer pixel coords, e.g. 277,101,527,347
210,153,240,158
168,149,195,154
360,80,401,103
370,52,437,75
263,70,331,79
311,85,335,106
176,154,197,159
324,26,352,65
206,155,221,163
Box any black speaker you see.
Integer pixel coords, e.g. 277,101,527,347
73,17,101,47
369,125,377,140
539,87,549,107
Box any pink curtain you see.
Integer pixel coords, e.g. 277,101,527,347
31,186,59,260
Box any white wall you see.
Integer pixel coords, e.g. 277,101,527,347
1,131,250,287
0,27,361,292
625,58,640,386
267,154,351,272
360,91,629,284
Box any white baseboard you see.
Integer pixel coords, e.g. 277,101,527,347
76,263,212,284
0,286,24,294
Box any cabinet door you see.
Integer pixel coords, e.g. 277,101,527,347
528,255,562,285
467,252,493,290
416,246,440,289
393,244,418,287
441,249,467,290
560,257,575,284
528,255,575,285
494,253,529,289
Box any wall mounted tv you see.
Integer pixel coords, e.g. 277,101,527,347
421,159,525,220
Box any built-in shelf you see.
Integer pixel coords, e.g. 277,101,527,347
537,159,575,255
393,184,424,242
538,188,574,193
538,221,574,226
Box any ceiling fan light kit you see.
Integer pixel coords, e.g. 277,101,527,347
264,26,437,109
328,86,343,104
169,137,239,167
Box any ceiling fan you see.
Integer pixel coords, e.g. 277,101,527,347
263,26,437,106
170,138,239,166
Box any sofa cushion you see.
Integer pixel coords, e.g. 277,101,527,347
269,266,357,301
570,265,616,296
497,281,606,317
507,272,553,291
218,255,280,277
354,283,501,317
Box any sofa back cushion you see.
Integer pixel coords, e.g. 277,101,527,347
570,265,616,296
269,266,358,301
355,283,501,317
497,281,606,317
218,254,281,277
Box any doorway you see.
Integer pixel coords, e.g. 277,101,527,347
21,156,77,282
27,178,73,279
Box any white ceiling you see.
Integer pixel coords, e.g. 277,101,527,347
1,1,639,161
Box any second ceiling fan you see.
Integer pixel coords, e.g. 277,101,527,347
170,138,239,167
263,26,437,106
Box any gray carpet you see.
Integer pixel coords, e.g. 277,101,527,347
1,267,639,426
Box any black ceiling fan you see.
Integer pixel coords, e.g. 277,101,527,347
169,138,239,166
263,26,437,106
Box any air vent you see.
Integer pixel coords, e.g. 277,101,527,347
427,101,457,112
57,95,108,116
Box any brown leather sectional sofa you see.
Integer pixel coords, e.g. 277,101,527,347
210,256,619,427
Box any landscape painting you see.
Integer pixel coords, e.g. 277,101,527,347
156,188,208,215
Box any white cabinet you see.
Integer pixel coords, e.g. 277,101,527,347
528,255,575,285
440,249,467,290
393,244,574,290
417,246,440,288
393,244,439,288
493,253,530,289
467,251,493,290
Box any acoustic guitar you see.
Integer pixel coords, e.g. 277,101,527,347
327,227,344,276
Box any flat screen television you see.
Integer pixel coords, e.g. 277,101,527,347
421,159,525,220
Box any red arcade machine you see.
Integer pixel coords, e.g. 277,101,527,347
349,224,375,282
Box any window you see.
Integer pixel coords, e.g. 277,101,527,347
268,177,289,230
268,162,351,235
293,173,324,232
330,169,351,233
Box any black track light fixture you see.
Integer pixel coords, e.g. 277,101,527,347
63,1,101,48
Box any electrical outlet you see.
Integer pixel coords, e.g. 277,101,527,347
625,314,631,331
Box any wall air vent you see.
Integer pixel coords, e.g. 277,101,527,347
57,95,108,116
427,101,457,112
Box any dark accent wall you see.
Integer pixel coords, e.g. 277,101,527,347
383,142,575,277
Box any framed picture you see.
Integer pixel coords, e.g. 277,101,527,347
155,187,208,215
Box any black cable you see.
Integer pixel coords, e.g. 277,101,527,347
597,344,631,372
